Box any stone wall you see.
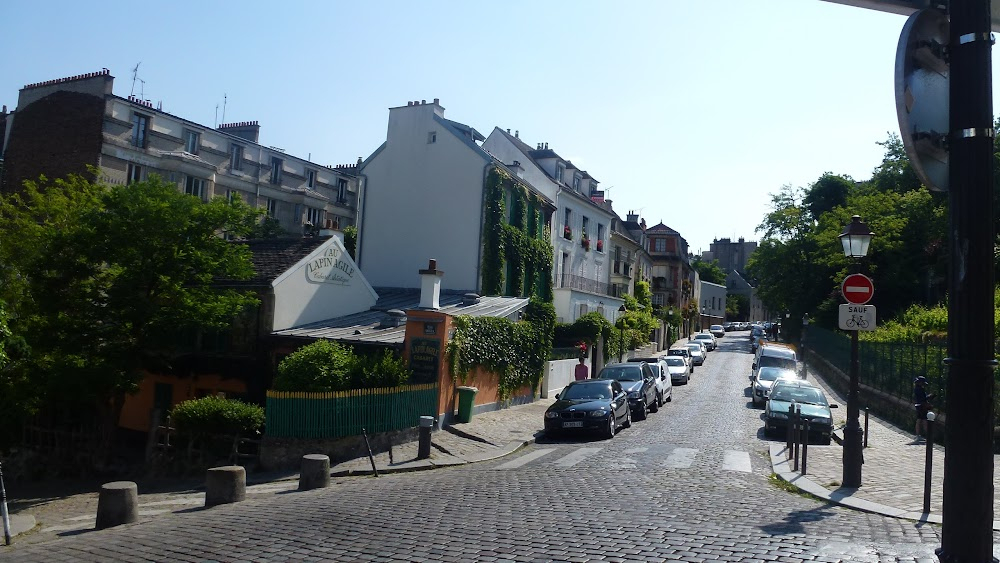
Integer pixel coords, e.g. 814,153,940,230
259,427,421,472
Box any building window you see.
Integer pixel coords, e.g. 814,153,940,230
582,216,589,237
654,238,666,252
652,294,665,306
131,113,149,148
230,144,244,171
266,198,277,217
555,164,565,183
183,129,200,154
572,174,581,191
306,169,316,189
184,176,204,199
225,189,235,202
270,157,283,184
337,178,348,202
428,131,437,144
307,206,322,226
126,163,143,184
597,223,605,243
590,181,598,195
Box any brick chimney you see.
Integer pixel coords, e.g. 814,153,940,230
218,120,260,143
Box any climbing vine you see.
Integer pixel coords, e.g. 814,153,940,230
481,168,553,300
447,298,555,399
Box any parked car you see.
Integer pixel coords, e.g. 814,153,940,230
544,379,631,439
763,379,838,444
694,332,716,351
666,347,694,372
723,322,735,332
710,324,726,338
749,366,799,407
685,342,706,366
663,355,690,384
752,343,798,380
628,357,673,406
597,362,658,420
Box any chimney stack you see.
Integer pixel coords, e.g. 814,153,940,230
418,259,444,309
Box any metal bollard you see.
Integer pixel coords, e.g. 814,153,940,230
1,461,11,546
801,419,810,475
792,408,802,472
362,428,379,477
923,413,936,513
786,404,796,458
417,416,433,460
864,407,869,449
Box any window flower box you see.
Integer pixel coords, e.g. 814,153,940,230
581,237,590,251
563,225,572,240
596,240,604,252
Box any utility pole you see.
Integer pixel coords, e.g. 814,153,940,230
939,1,996,561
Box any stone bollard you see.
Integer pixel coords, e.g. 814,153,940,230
95,481,139,530
205,465,246,507
298,454,331,491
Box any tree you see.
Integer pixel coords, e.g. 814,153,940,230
803,172,853,221
726,293,749,320
690,257,726,285
0,173,262,460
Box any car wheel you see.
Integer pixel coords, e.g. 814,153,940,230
635,404,647,421
820,435,832,446
622,407,632,429
656,391,663,408
649,395,659,413
604,414,616,439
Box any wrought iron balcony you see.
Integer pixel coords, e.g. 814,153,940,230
559,273,612,296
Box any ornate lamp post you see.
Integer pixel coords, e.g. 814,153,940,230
667,307,674,344
617,304,627,362
839,215,873,488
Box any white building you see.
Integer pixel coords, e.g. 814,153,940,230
357,100,553,295
699,280,727,331
482,128,622,323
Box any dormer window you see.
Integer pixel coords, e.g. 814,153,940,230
572,174,582,191
555,163,565,183
590,181,598,195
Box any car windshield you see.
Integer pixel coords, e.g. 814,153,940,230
667,349,685,356
686,344,702,353
759,356,797,370
560,382,612,400
695,334,712,340
600,366,643,382
770,386,828,405
711,325,723,331
665,357,686,367
758,367,797,382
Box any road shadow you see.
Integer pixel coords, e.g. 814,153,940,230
759,504,839,536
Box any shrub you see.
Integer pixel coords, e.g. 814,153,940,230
273,340,354,392
350,349,412,387
171,396,264,439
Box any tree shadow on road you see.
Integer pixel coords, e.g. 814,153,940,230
759,503,840,537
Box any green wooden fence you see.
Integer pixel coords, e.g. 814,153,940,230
265,383,439,439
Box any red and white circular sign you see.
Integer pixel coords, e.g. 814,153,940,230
841,274,874,305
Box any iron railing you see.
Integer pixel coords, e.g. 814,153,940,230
265,383,439,439
559,273,612,296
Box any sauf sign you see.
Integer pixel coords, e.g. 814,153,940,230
838,304,876,331
306,246,356,285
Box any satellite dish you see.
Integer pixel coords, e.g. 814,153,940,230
895,8,950,191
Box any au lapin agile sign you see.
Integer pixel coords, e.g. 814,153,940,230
305,246,355,285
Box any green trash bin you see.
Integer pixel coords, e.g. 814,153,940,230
456,386,478,423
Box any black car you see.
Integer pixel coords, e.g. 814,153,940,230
544,379,631,439
763,379,838,444
597,362,658,420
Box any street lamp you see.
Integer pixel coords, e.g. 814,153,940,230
700,305,706,332
617,304,627,362
839,214,873,489
667,307,674,344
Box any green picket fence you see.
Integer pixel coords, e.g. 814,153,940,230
805,326,948,406
265,383,439,439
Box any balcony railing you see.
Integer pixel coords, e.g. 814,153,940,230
559,273,612,296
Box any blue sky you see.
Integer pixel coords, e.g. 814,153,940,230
4,1,993,254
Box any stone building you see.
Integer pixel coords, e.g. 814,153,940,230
1,69,359,235
703,236,757,274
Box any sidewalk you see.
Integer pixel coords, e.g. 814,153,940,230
771,357,1000,530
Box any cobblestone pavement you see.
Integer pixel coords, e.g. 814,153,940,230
5,334,975,562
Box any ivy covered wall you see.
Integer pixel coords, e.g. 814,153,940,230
481,167,553,300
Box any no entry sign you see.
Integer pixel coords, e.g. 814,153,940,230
841,274,874,305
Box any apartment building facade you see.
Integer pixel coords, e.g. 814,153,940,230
1,69,359,234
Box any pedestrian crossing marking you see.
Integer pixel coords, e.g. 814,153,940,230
495,448,556,469
551,447,602,467
662,447,698,468
721,450,752,473
624,448,649,454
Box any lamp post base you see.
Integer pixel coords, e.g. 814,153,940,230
842,422,863,488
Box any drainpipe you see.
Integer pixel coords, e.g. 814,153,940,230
355,172,367,268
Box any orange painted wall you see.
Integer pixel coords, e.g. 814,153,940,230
118,372,248,432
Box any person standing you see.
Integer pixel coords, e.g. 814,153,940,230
574,357,589,381
913,376,935,439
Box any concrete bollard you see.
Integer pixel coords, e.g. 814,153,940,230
205,465,246,507
298,454,331,491
95,481,139,530
418,416,434,460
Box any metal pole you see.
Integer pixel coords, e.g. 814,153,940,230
362,428,379,478
924,417,934,514
939,1,996,560
618,322,624,362
1,461,11,546
864,407,869,449
801,419,810,476
786,403,795,458
792,407,801,472
842,329,863,487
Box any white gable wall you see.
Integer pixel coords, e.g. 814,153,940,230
359,103,486,292
271,236,378,330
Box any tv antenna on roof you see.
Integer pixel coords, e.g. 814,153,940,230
129,62,142,97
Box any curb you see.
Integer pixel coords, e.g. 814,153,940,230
330,438,536,477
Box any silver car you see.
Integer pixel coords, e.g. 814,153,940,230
685,342,706,366
627,357,673,407
664,355,690,384
694,333,717,351
749,366,798,407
